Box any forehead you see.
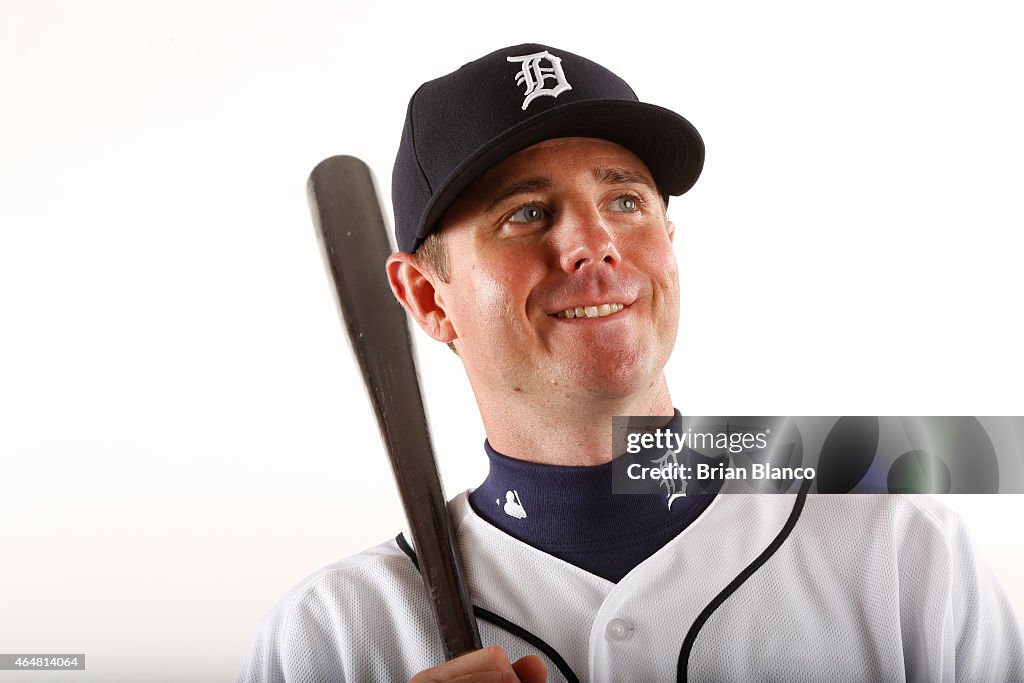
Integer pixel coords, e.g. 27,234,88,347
444,137,656,218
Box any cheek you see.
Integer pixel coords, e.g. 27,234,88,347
634,231,680,296
654,247,679,283
635,233,681,348
447,262,533,339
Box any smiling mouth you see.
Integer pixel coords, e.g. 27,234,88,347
553,303,626,319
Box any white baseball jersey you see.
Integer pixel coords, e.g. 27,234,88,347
235,490,1023,681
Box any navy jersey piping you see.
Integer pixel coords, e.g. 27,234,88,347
676,479,812,682
395,533,580,682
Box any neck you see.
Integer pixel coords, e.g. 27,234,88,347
473,375,674,466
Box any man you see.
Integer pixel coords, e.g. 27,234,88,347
236,44,1023,682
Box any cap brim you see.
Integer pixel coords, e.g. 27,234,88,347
414,99,704,252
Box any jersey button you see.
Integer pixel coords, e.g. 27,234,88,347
605,618,634,642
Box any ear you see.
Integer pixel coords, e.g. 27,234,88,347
666,219,676,244
386,252,457,344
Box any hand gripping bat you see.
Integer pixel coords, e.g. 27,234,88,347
306,155,482,660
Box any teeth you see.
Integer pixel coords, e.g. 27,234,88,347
555,303,625,319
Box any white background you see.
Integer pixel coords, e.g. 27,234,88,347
1,1,1022,681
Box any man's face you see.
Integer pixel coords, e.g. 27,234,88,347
429,137,679,402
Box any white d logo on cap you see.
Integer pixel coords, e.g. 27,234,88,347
507,50,573,110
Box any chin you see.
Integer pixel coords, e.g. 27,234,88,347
560,345,664,400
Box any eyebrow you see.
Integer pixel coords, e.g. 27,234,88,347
485,177,554,213
593,166,658,193
482,166,659,214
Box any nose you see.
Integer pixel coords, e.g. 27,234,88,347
554,203,623,274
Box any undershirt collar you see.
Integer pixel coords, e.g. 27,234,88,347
467,410,720,582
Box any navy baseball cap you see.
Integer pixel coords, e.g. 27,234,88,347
392,43,705,254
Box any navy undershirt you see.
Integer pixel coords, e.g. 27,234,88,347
468,412,722,583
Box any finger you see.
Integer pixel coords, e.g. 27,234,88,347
409,645,514,682
512,655,548,683
443,673,508,683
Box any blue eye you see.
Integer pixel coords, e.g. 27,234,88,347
608,195,639,212
508,204,544,223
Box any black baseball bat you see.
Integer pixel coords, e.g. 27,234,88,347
306,155,481,660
